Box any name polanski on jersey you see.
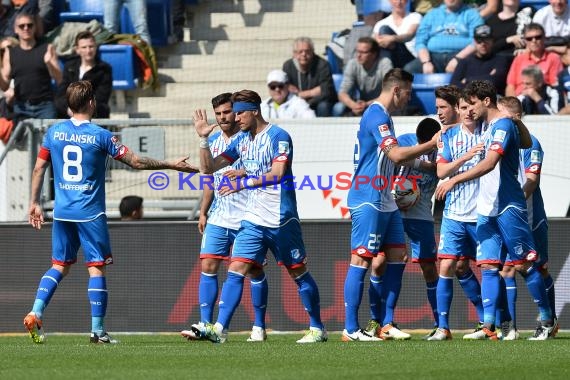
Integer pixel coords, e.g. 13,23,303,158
53,132,96,144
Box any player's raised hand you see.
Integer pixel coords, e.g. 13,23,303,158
193,109,217,138
28,203,44,230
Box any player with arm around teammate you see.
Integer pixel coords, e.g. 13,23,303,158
190,89,326,344
24,80,197,344
342,69,440,341
180,93,269,342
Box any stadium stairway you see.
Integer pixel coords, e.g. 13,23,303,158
120,0,355,118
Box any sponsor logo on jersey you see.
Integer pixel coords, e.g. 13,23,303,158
490,143,502,151
356,247,367,255
378,124,391,137
278,141,290,154
275,155,287,162
530,150,541,163
528,164,540,173
493,130,506,143
381,137,397,149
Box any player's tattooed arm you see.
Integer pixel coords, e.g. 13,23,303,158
119,150,199,172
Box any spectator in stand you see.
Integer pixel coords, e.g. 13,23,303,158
486,0,534,60
556,45,570,112
0,12,61,119
333,37,392,116
372,0,422,68
451,25,510,95
119,195,144,220
505,23,563,97
282,37,336,117
533,0,570,54
104,0,151,44
404,0,483,74
55,31,112,119
413,0,441,15
465,0,500,19
260,69,316,120
517,65,564,114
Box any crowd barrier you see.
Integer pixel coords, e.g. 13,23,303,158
0,220,568,333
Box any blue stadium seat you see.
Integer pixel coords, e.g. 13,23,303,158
59,0,104,23
411,73,452,115
120,0,172,46
332,73,343,93
326,31,343,75
519,0,549,11
362,0,391,15
99,44,137,90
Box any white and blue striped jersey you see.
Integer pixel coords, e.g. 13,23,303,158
207,130,247,230
39,118,127,222
348,102,399,212
221,124,299,228
518,134,547,229
478,117,527,216
436,123,482,222
397,133,438,221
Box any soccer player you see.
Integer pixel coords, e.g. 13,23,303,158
496,96,558,339
180,93,269,342
431,95,486,341
343,68,440,341
24,80,197,344
190,90,326,344
393,118,441,337
436,80,554,340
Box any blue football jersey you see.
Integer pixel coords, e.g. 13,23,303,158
40,119,126,221
522,134,547,228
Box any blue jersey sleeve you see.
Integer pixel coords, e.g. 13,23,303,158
271,129,292,164
488,118,517,156
101,128,127,159
436,130,452,163
524,135,543,174
221,133,242,163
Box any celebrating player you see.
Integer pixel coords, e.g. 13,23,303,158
181,93,269,342
24,80,197,344
190,90,326,344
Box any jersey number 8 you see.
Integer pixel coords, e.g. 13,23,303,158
62,145,83,182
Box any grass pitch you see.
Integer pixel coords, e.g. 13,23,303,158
1,332,569,380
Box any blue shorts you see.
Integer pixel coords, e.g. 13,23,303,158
350,206,405,258
437,218,478,261
505,219,548,268
403,219,436,263
199,223,238,260
231,220,306,268
476,208,537,266
52,215,112,267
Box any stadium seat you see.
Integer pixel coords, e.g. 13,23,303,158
326,32,343,75
59,0,104,23
332,73,343,93
120,0,172,46
362,0,392,15
99,44,137,90
410,73,453,115
519,0,549,11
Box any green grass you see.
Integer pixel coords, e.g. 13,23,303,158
1,333,569,380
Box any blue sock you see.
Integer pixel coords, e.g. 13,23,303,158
522,266,551,322
496,275,510,324
88,276,108,334
504,276,517,327
381,263,405,326
199,273,218,323
250,274,268,329
426,279,439,326
32,268,64,319
457,270,484,323
343,265,367,333
481,269,500,327
368,275,383,322
295,272,323,329
436,276,453,330
217,271,245,329
543,274,556,319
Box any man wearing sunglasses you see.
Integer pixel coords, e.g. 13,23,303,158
505,23,562,97
0,12,61,119
260,69,316,120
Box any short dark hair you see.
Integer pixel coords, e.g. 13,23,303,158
211,92,232,108
416,118,441,143
119,195,143,218
66,80,95,114
463,80,497,105
498,96,523,116
357,36,379,55
523,23,545,36
435,85,461,107
231,89,262,105
382,68,414,91
75,30,95,46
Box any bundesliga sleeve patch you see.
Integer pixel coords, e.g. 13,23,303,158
530,150,542,163
278,141,290,154
492,130,506,143
378,124,391,137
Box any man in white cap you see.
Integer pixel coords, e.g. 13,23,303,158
260,69,316,120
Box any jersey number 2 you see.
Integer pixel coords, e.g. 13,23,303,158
62,145,83,182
